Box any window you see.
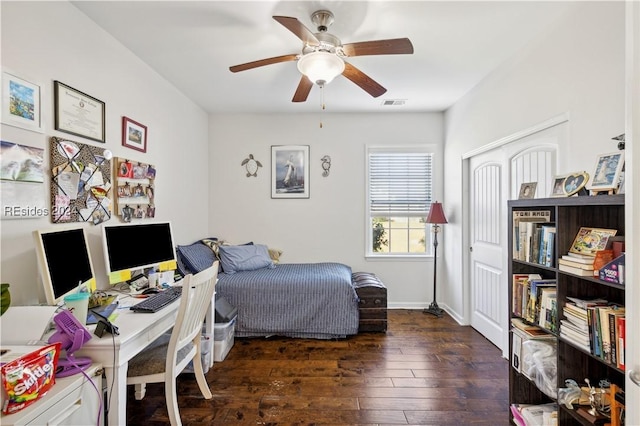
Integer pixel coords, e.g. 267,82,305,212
367,147,434,256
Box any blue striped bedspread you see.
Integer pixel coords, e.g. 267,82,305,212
216,262,359,339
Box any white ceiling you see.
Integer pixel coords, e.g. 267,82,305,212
72,1,576,114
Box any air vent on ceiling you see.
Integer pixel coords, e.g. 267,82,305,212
381,99,406,106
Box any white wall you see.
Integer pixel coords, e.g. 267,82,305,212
208,112,444,307
0,1,209,305
443,2,625,318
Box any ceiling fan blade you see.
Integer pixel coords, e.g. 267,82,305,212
292,76,313,102
342,63,387,98
273,16,320,45
341,38,414,57
229,54,298,73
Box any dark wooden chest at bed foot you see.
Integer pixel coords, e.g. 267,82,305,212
352,272,387,332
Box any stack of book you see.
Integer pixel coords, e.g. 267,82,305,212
558,250,614,278
560,296,626,369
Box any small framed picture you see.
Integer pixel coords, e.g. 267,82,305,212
617,172,625,194
2,71,43,133
563,172,589,196
587,151,624,192
122,116,147,153
271,145,310,199
569,227,618,256
550,174,569,197
518,182,537,199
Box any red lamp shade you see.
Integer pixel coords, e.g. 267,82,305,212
426,202,448,224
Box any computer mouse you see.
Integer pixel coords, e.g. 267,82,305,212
141,287,160,295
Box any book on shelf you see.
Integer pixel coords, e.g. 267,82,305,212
559,263,596,276
560,254,595,265
558,258,594,270
511,317,554,339
524,279,556,325
566,296,609,309
512,210,551,263
617,317,625,370
559,323,590,346
538,287,557,332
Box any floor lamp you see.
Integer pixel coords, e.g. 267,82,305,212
424,201,448,317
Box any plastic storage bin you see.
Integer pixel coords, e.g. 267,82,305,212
183,331,213,374
213,316,236,362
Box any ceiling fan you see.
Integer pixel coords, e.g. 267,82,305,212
229,10,414,103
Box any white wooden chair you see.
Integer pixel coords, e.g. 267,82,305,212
126,262,218,426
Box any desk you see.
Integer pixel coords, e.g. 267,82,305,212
77,293,215,426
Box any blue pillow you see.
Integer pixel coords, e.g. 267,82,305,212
176,242,216,274
218,244,274,274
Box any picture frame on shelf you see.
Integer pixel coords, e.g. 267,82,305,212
1,71,43,133
550,174,569,197
569,226,618,256
563,171,589,196
617,172,625,194
54,81,105,143
518,182,537,199
271,145,309,199
122,116,147,153
587,151,624,192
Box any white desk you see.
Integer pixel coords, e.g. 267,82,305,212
77,293,215,426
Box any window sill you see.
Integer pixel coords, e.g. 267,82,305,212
365,254,433,261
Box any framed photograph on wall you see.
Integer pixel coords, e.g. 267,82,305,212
122,116,147,153
550,174,569,197
587,151,624,192
271,145,309,199
518,182,537,199
54,81,105,143
1,71,43,133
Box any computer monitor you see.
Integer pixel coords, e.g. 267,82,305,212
33,226,96,306
102,221,177,284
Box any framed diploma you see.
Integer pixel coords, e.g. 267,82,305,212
54,81,105,143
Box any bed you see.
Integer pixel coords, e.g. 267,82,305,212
216,262,359,339
176,240,360,339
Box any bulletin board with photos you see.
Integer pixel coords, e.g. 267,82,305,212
115,156,156,222
49,137,112,224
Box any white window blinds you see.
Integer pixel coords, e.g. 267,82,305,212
368,151,433,216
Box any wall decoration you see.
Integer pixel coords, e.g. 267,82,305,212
564,171,589,196
271,145,309,199
321,155,331,177
1,141,46,220
518,182,536,199
1,141,44,183
549,174,569,197
122,116,147,153
1,71,43,133
587,151,625,194
54,81,105,143
241,154,262,177
115,156,155,222
49,137,112,224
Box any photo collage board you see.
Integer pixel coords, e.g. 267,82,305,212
115,156,156,222
49,137,112,224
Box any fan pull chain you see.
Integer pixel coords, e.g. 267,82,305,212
320,83,325,128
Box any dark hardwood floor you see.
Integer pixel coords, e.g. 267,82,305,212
126,309,509,425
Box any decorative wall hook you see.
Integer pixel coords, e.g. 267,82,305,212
241,154,262,177
321,155,331,177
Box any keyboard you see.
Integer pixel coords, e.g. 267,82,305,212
130,287,182,313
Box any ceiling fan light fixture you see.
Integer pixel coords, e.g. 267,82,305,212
297,51,345,85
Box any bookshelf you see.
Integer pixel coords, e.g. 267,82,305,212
508,194,625,425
